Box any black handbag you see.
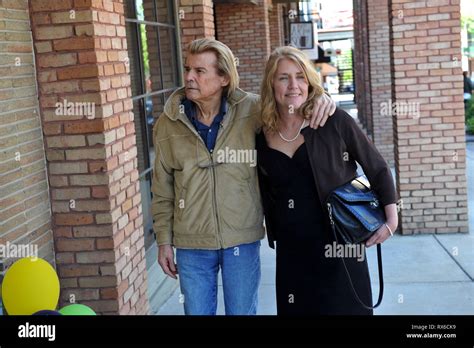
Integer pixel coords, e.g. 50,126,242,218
326,175,386,309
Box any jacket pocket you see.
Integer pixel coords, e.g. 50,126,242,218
221,176,262,230
173,169,187,222
247,180,260,207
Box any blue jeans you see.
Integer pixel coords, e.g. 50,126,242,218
176,241,261,315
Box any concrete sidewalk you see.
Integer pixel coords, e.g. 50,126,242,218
156,142,474,315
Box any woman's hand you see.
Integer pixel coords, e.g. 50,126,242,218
365,203,398,247
365,222,395,247
309,93,337,129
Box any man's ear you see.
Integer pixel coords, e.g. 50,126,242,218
221,75,230,88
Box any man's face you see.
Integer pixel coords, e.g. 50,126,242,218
184,52,229,103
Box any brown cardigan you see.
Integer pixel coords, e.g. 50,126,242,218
257,107,398,249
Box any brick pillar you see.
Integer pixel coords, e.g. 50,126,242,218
390,0,468,234
29,0,149,314
215,0,271,94
179,0,215,63
269,1,283,52
353,0,373,135
367,0,394,166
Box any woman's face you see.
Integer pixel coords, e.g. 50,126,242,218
272,58,309,113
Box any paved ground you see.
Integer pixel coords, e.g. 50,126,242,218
156,141,474,315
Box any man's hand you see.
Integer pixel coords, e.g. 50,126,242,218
158,244,178,279
309,93,337,129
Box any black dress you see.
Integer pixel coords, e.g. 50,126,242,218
256,132,373,315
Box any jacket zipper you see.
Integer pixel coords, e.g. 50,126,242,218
210,104,231,249
210,151,224,248
177,115,224,249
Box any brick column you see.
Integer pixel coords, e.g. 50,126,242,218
215,0,271,94
390,0,468,234
269,1,283,52
353,0,373,135
29,0,149,314
179,0,215,63
367,0,394,166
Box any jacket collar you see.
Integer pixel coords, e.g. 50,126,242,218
163,87,249,121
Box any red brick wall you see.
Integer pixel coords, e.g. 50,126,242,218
367,0,394,166
353,0,373,135
215,0,271,94
179,0,215,63
0,0,55,279
390,0,468,234
269,2,283,52
29,0,149,314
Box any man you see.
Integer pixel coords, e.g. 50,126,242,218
152,38,336,315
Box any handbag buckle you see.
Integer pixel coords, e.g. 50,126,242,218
370,199,379,208
327,203,334,226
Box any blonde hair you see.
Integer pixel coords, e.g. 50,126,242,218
188,38,239,97
260,46,325,132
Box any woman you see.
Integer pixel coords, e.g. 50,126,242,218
256,46,398,315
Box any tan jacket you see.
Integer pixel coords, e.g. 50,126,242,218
151,87,265,249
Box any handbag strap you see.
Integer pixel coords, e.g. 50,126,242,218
330,224,384,310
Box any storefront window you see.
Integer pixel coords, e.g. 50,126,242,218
125,0,181,251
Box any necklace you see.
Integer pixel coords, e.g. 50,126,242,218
278,118,306,143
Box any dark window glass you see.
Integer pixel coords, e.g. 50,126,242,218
125,0,181,250
159,27,179,90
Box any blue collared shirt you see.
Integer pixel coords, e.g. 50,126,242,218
181,96,227,152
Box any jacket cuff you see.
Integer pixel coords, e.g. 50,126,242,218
156,240,173,247
154,228,173,246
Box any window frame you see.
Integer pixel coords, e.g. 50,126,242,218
124,0,183,179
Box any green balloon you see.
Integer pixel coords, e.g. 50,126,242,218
58,304,96,316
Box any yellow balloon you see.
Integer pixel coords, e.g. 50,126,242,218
1,257,60,315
